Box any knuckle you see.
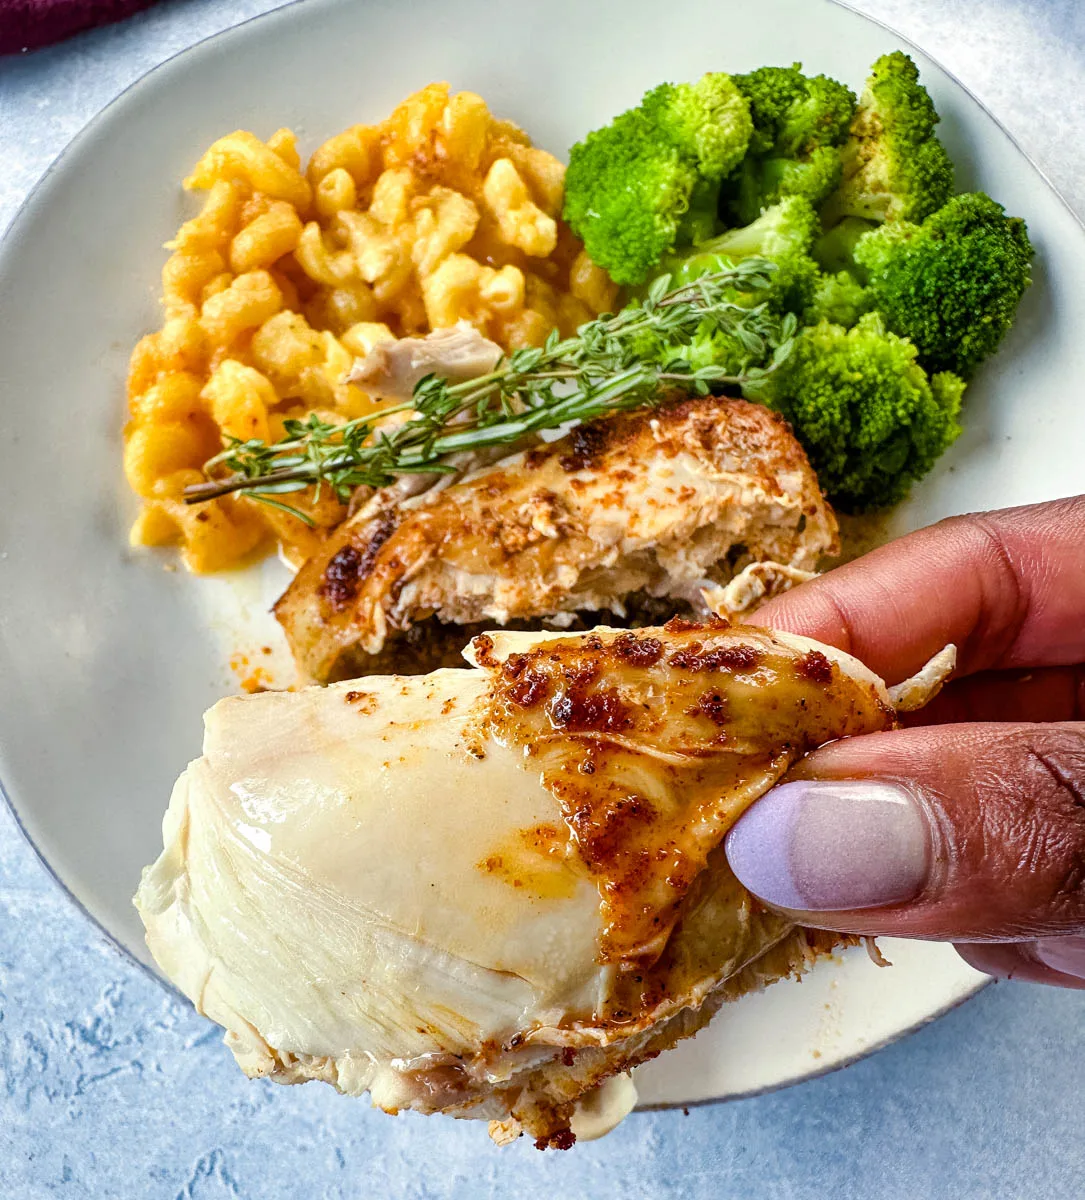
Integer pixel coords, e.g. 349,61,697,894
1016,728,1085,928
1023,728,1085,815
956,513,1032,669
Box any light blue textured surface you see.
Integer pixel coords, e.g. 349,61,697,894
1,2,1084,1196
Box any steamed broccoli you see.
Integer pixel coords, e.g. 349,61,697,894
805,270,871,327
737,64,857,157
633,318,757,380
562,55,1029,516
644,75,755,177
813,215,879,274
821,51,954,226
725,64,856,224
763,313,965,510
632,200,821,376
564,74,753,285
853,192,1034,377
663,196,822,314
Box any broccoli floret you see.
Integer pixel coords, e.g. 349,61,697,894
813,216,878,274
664,196,822,314
853,191,1034,377
726,64,856,224
564,109,696,288
635,320,754,379
732,144,843,226
737,65,856,156
763,313,964,510
822,51,954,226
564,74,753,285
646,74,756,177
805,270,871,326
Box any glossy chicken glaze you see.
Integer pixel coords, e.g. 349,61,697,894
476,620,893,973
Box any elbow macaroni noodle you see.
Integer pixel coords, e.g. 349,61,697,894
124,84,618,572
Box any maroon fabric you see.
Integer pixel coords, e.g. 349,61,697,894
0,0,159,54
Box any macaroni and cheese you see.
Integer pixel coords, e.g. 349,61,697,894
124,84,617,572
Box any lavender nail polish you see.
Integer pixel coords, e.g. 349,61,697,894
1033,936,1085,981
725,780,930,912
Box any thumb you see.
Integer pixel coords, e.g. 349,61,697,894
725,722,1085,943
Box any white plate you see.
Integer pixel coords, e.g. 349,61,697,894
0,0,1081,1110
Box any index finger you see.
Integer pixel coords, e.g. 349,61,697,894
753,495,1085,685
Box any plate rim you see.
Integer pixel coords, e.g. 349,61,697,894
9,0,1068,1107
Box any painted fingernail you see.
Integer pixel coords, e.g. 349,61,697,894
1033,936,1085,981
725,780,930,912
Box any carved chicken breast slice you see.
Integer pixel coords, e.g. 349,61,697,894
136,620,953,1147
274,397,838,683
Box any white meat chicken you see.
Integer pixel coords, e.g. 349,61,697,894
135,619,953,1147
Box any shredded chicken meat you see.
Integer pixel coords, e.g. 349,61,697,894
346,320,504,402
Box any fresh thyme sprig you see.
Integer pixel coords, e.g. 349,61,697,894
184,260,797,524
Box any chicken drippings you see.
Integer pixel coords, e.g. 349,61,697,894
481,622,895,976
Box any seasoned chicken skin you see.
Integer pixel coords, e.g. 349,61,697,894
136,620,952,1147
275,397,838,683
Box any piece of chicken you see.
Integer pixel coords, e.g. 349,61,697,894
275,396,838,683
135,619,954,1147
347,320,504,402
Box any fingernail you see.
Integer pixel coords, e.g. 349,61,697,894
725,780,930,911
1033,936,1085,980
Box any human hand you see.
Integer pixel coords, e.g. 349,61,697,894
725,496,1085,986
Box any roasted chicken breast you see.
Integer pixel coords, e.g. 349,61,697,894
275,397,838,683
136,619,953,1147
